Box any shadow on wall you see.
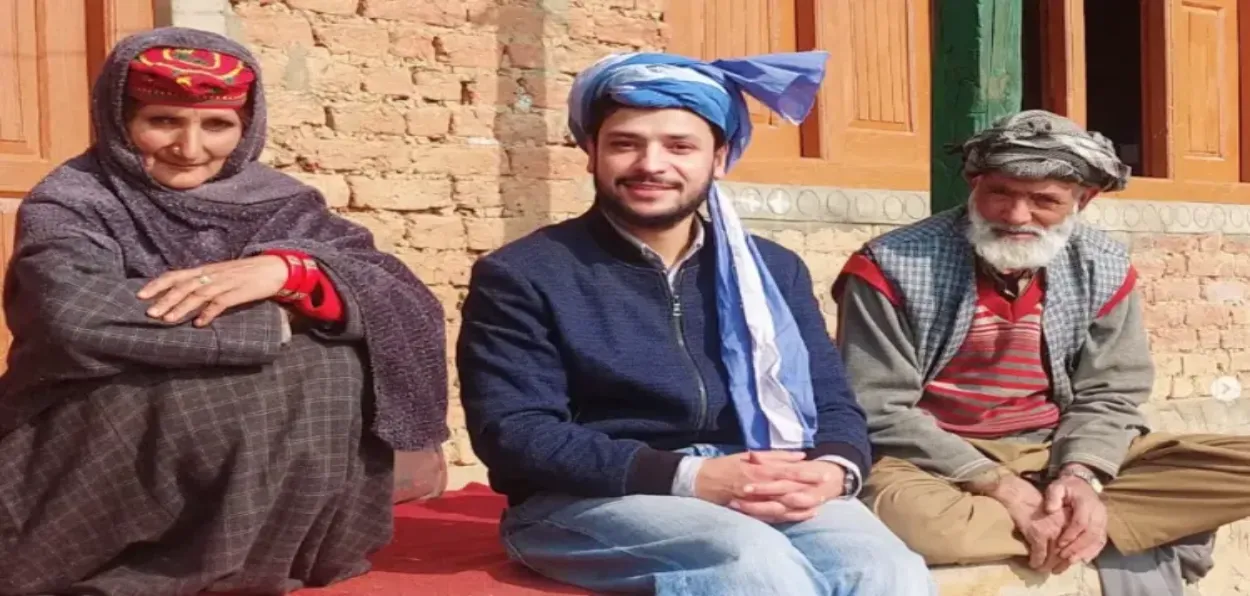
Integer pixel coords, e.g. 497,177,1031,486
483,0,557,246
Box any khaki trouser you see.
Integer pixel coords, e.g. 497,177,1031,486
864,433,1250,566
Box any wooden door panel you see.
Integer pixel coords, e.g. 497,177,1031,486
1168,0,1240,182
665,0,803,161
0,0,92,198
820,0,930,169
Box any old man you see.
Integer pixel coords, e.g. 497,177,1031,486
833,109,1250,594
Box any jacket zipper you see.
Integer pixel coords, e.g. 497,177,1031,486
665,270,708,432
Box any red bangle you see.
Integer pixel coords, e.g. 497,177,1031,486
298,274,344,322
265,249,316,304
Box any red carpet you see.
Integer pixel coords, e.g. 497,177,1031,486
297,483,589,596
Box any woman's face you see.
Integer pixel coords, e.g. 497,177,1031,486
126,103,244,189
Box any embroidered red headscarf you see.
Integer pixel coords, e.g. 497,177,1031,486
126,47,254,108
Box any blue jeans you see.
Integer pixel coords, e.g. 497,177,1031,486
501,444,936,595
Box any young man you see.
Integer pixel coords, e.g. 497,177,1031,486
457,52,933,596
835,110,1250,594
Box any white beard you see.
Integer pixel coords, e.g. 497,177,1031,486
965,201,1078,272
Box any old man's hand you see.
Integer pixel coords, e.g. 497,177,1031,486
139,255,289,327
981,473,1070,572
1046,467,1109,572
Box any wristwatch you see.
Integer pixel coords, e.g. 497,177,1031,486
1058,466,1104,494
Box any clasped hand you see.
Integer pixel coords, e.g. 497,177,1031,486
994,472,1108,573
695,451,845,523
137,255,290,327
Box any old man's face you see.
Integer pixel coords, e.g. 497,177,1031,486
966,173,1096,272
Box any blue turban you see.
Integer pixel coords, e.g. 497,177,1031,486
568,51,829,450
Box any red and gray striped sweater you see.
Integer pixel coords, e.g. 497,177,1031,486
839,253,1137,439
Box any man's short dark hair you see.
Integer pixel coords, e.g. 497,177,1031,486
587,97,726,149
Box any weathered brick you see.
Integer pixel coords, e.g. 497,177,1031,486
1232,306,1250,326
406,107,453,137
328,104,407,134
451,106,497,137
1222,327,1250,349
1197,233,1222,252
413,71,467,102
289,172,350,208
362,0,466,26
433,32,500,68
509,146,587,179
567,7,595,39
806,227,874,253
390,25,436,61
405,215,467,250
411,145,508,177
554,41,615,74
453,177,504,210
340,211,406,251
1153,328,1198,352
239,10,314,48
1221,236,1250,254
1184,353,1229,376
1170,376,1196,399
1154,353,1184,377
267,92,326,127
398,250,474,286
1185,303,1233,328
1199,327,1223,349
465,218,508,251
305,48,364,92
291,137,411,170
1153,279,1202,302
1204,280,1249,303
493,112,549,143
287,0,359,15
500,177,588,216
516,73,573,109
363,66,415,95
348,176,454,211
1230,351,1250,372
505,41,547,69
463,74,521,106
1188,253,1237,277
1132,252,1167,278
1136,234,1198,253
593,10,662,46
314,21,389,57
1142,304,1185,329
1150,376,1171,402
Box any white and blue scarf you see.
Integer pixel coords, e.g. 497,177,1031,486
568,51,828,449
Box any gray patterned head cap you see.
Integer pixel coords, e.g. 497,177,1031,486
958,109,1131,192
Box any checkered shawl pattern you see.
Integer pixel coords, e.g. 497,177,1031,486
0,26,442,593
0,334,393,594
44,25,448,452
862,207,1131,409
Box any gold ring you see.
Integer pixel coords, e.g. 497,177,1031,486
197,274,212,285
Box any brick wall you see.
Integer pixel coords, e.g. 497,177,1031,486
226,0,663,475
221,0,1250,488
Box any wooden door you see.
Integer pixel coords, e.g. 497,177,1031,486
0,0,152,363
665,0,807,162
1164,0,1241,183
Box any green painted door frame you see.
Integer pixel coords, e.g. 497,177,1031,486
930,0,1023,213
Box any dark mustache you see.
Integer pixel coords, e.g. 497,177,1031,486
615,176,680,188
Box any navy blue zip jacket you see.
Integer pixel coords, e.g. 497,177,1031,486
457,208,869,505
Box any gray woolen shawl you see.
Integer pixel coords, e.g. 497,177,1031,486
8,27,448,451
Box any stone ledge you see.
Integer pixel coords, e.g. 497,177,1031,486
720,180,1250,237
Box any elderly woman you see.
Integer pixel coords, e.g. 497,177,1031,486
0,28,447,594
